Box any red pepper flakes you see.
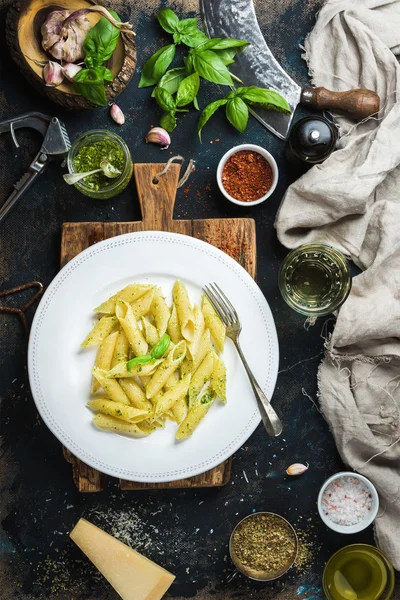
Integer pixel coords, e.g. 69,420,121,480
222,150,273,202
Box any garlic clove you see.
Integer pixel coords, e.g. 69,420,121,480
110,103,125,125
145,127,171,150
286,463,309,476
62,63,82,82
43,61,64,87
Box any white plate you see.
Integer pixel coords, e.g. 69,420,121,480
28,231,279,482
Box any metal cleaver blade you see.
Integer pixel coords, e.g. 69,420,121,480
201,0,302,140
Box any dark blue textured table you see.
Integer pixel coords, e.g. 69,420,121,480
1,0,398,598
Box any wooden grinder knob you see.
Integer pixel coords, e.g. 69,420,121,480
301,87,380,121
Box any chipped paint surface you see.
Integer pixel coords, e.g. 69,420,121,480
0,0,397,598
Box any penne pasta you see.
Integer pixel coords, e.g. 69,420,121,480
201,295,226,352
171,395,188,425
167,303,181,344
187,304,205,362
153,374,191,418
83,279,228,441
141,316,159,347
81,316,119,347
131,288,155,319
176,390,215,440
111,329,130,368
210,351,227,403
145,340,187,399
119,378,153,412
116,300,148,356
93,413,148,436
106,358,163,379
173,281,195,342
88,398,149,423
92,368,131,405
150,288,170,337
93,284,153,314
91,331,118,393
188,353,214,408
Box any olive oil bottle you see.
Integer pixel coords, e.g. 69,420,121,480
323,545,394,600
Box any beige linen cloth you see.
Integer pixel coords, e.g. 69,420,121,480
275,0,400,569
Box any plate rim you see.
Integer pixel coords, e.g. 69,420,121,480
28,230,279,482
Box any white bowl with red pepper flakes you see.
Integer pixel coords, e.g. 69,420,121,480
318,472,379,534
217,144,279,206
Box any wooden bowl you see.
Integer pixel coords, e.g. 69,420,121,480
6,0,136,110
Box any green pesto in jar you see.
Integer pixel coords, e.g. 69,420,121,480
73,140,125,190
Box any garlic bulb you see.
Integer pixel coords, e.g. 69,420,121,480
43,61,64,87
41,6,134,63
145,127,171,149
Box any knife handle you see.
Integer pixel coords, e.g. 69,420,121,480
301,87,380,121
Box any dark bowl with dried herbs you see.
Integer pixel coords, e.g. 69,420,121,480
229,512,298,581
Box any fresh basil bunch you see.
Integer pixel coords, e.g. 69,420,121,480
73,10,121,106
139,8,290,137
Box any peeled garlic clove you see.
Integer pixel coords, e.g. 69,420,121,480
145,127,171,150
43,61,64,87
286,463,309,476
110,103,125,125
62,62,82,82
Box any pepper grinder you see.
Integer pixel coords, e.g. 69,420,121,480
285,115,338,171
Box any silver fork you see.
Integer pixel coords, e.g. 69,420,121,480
203,282,282,437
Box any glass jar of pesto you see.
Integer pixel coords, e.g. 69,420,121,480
67,130,132,199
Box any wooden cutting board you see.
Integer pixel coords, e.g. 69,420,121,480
61,163,256,492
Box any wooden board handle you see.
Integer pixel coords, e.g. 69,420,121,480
301,87,380,120
133,163,181,230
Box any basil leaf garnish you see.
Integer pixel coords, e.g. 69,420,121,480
151,334,171,359
154,87,176,111
152,68,186,97
226,96,249,132
83,11,121,66
127,355,153,371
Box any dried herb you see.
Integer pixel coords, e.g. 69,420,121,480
222,150,273,202
231,514,297,575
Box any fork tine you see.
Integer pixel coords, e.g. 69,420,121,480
203,286,230,327
213,283,239,322
209,283,236,324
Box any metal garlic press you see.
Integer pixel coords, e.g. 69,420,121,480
0,112,71,224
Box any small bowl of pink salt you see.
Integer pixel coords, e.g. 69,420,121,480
318,472,379,534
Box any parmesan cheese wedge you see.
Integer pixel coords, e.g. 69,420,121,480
70,518,175,600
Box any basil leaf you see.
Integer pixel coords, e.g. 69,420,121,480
208,38,249,50
194,37,223,51
184,55,195,75
151,334,171,359
178,29,209,48
160,111,177,132
197,98,227,141
157,8,179,33
193,96,200,110
96,66,113,82
83,10,121,66
236,86,291,113
193,50,233,85
151,67,186,97
127,355,152,371
154,87,176,111
214,48,237,65
177,18,197,32
226,96,249,132
139,44,176,88
176,72,200,107
73,68,108,105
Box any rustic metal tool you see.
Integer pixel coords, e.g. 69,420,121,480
0,112,70,224
201,0,380,139
0,281,43,334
